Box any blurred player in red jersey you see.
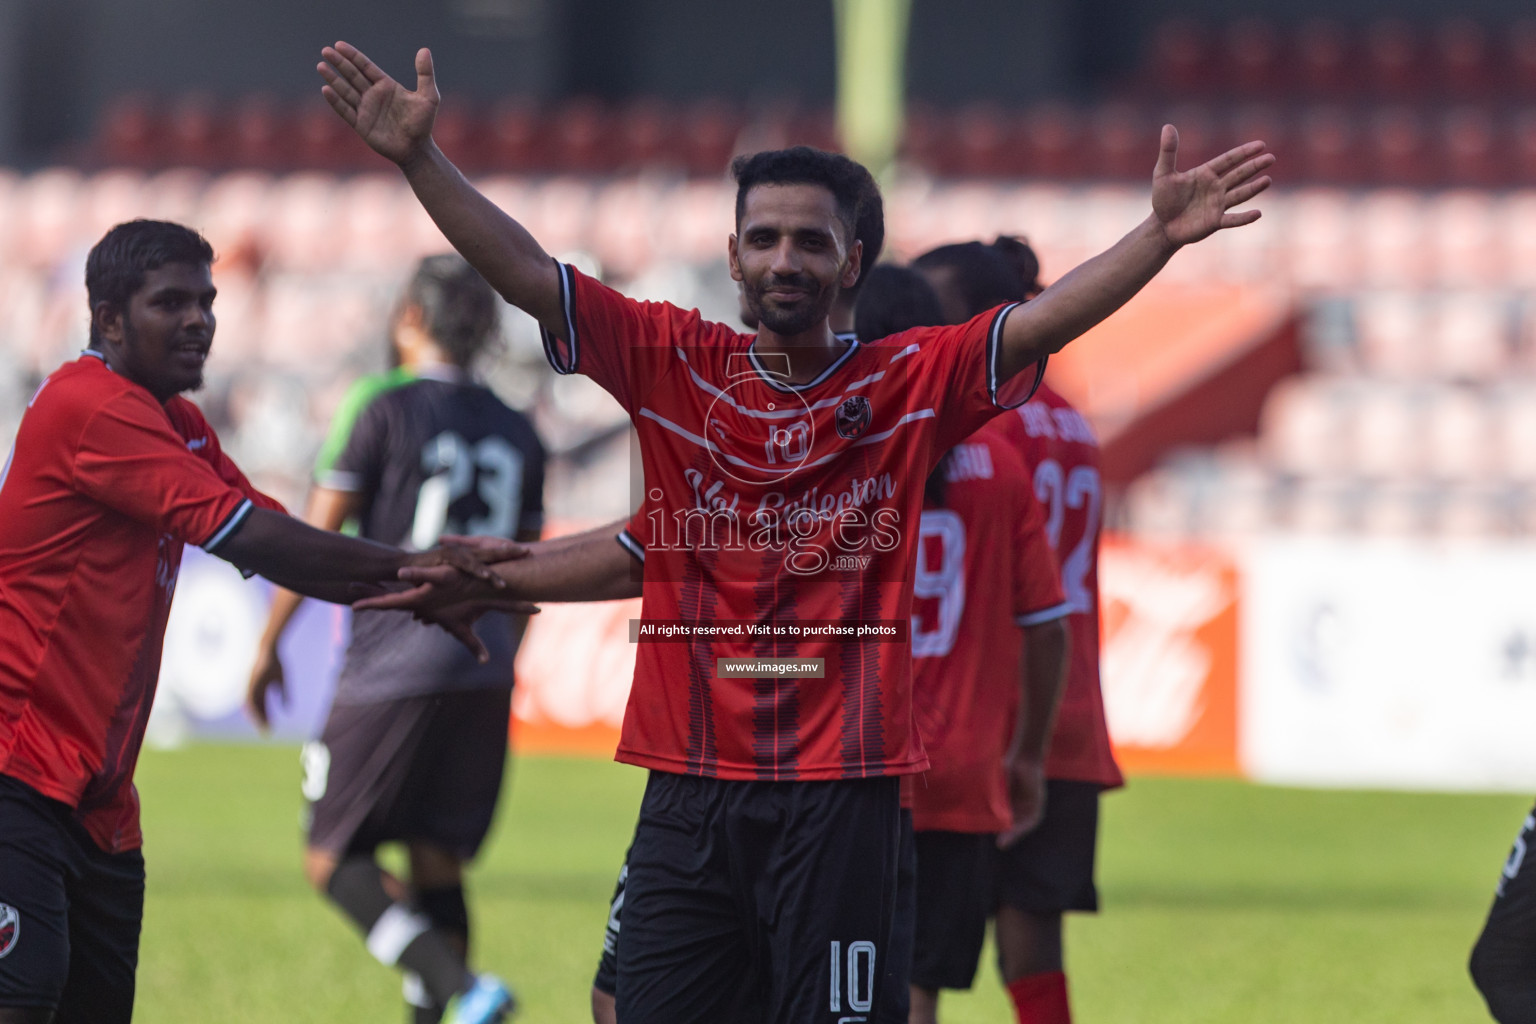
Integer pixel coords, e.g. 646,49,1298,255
857,266,1072,1024
915,239,1124,1024
0,220,512,1024
324,38,1271,1023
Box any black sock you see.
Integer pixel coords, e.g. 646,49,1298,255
408,886,470,1024
325,857,472,1006
417,885,470,950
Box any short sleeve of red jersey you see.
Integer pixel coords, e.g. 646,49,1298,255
540,262,704,415
164,397,286,516
617,506,646,564
72,390,265,550
905,304,1047,453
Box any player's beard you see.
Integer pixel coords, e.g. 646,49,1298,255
125,317,207,397
744,273,836,337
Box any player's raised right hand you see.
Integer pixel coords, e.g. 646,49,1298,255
319,42,439,166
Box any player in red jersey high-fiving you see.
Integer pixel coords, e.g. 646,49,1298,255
0,220,516,1024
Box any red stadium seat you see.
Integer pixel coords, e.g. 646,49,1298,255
1293,19,1357,99
1508,20,1536,96
1223,18,1285,98
1508,111,1536,188
1260,377,1347,477
1363,19,1427,99
680,99,742,177
228,95,288,172
1427,190,1502,288
548,98,615,174
1440,108,1506,188
1496,384,1536,482
486,98,545,173
951,103,1013,178
164,96,222,170
790,108,840,154
1356,291,1428,375
1501,192,1536,289
1088,104,1152,181
1350,384,1424,480
1432,18,1495,99
97,94,161,169
1285,188,1360,289
1021,103,1084,180
1365,107,1434,187
1428,292,1513,382
899,103,947,176
1296,106,1364,184
1143,19,1214,96
615,98,680,173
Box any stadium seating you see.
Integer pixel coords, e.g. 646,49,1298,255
73,15,1536,189
20,7,1536,532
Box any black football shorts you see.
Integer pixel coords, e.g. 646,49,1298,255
910,830,997,991
994,780,1103,915
0,774,144,1023
306,688,511,860
595,805,915,1024
614,771,902,1024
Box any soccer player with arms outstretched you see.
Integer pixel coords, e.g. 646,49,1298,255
0,221,511,1024
320,38,1271,1022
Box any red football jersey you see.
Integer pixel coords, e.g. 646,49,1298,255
908,422,1068,833
545,264,1037,781
0,353,283,852
994,383,1124,789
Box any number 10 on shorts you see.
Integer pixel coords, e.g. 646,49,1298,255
829,939,876,1019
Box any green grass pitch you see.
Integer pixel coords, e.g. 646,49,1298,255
133,745,1527,1022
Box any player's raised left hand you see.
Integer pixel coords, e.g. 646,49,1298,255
1150,125,1274,248
319,41,439,167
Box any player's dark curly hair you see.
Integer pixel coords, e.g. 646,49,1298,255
991,235,1043,297
731,146,877,262
844,165,885,298
911,241,1025,320
86,220,214,348
403,254,501,367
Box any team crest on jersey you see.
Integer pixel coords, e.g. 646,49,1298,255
835,396,871,439
0,904,18,959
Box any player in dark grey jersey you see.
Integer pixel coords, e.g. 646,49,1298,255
246,254,545,1024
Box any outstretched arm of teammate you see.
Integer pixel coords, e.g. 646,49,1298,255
215,507,522,657
998,616,1070,848
353,518,642,623
994,126,1274,383
317,42,564,337
244,486,360,731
